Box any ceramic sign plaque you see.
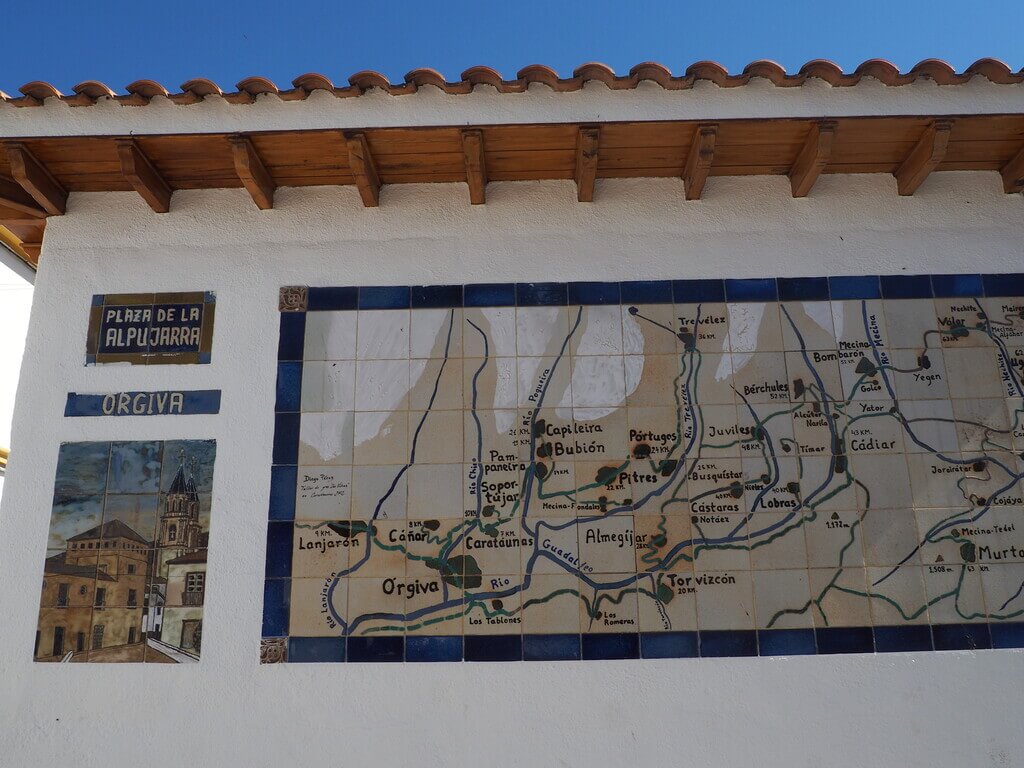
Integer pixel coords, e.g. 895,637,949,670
85,291,216,365
64,390,222,417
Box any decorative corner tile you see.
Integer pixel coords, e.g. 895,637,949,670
279,286,309,312
260,638,288,664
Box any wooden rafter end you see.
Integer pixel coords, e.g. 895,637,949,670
682,124,717,200
229,135,275,210
344,132,380,207
2,142,67,215
1001,146,1024,194
789,121,837,198
894,119,954,196
461,129,487,205
116,139,172,213
574,127,600,202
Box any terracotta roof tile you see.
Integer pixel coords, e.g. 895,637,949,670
1,59,1021,110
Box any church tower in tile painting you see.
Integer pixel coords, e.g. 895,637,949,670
156,456,202,572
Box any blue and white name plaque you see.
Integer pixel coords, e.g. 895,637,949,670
64,390,221,417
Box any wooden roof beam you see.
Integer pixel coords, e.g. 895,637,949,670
1001,146,1024,194
1,219,45,268
229,135,275,210
18,232,42,266
461,129,487,205
683,123,717,200
344,132,380,207
3,142,67,215
574,126,600,202
116,139,172,212
894,119,953,196
0,175,48,218
789,121,837,198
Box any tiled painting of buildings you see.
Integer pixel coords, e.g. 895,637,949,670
35,439,216,663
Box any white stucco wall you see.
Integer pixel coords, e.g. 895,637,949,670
0,168,1022,767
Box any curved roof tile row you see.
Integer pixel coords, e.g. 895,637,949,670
2,59,1023,108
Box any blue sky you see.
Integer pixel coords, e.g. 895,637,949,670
1,1,1022,94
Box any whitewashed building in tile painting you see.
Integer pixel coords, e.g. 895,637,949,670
1,60,1024,767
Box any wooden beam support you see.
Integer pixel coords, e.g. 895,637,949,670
1001,146,1024,194
229,135,275,210
116,139,172,212
574,127,600,202
3,142,67,215
344,132,380,207
789,121,837,198
894,119,954,196
461,130,487,205
17,233,42,266
0,220,45,268
0,175,48,218
683,123,717,200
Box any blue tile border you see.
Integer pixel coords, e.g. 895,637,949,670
259,623,1024,662
464,634,522,662
880,274,933,299
641,631,699,659
931,623,992,651
931,273,983,298
280,273,1024,313
829,275,881,300
582,633,640,660
758,628,817,656
268,465,297,521
725,277,777,302
700,630,758,657
983,273,1024,297
815,626,874,655
262,579,290,638
266,274,1024,662
465,283,516,307
405,636,463,662
264,522,294,578
275,362,302,413
523,633,582,661
272,413,301,465
568,281,621,306
874,625,934,653
989,622,1024,649
289,637,346,663
277,312,306,361
412,284,463,309
307,287,357,311
778,276,829,302
347,636,405,662
359,286,410,310
516,282,567,306
673,279,725,304
621,280,672,305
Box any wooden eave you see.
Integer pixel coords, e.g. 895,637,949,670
2,112,1023,270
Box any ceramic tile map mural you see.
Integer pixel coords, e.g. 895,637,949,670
264,275,1024,662
36,440,216,663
